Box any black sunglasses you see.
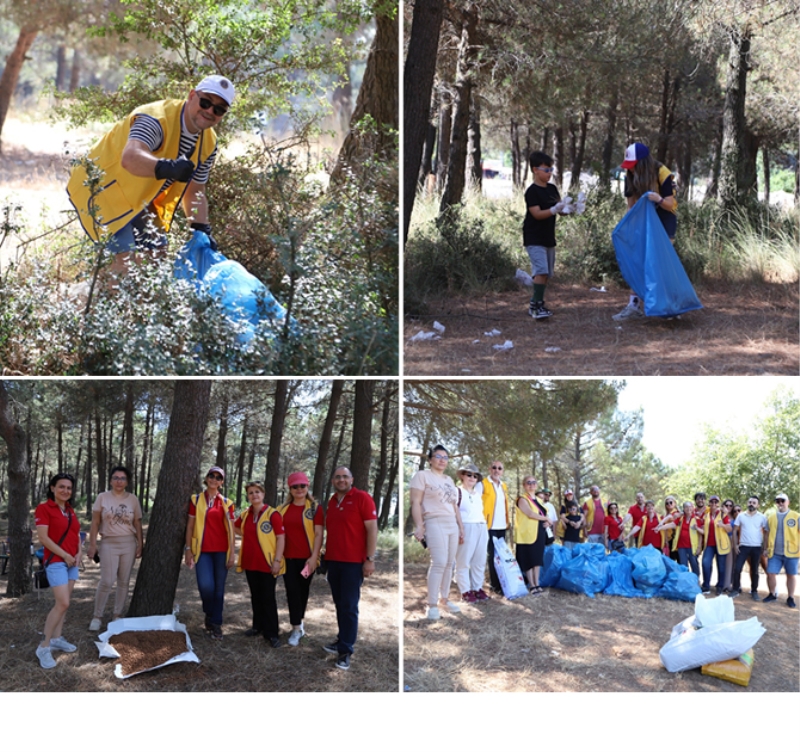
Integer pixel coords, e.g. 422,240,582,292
207,473,223,480
462,472,477,479
290,484,308,490
198,96,228,117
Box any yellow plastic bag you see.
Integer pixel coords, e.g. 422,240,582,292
701,649,754,687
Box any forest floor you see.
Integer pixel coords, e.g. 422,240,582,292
0,543,399,692
404,280,799,376
403,562,799,693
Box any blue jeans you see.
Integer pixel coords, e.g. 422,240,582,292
195,551,229,626
701,546,728,590
677,548,699,576
326,561,363,656
107,211,168,254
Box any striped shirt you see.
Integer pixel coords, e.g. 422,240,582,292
128,112,217,185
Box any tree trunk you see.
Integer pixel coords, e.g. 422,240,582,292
569,111,588,191
128,381,212,617
312,380,344,501
718,24,752,210
600,85,619,190
552,125,564,190
331,9,398,184
379,429,398,529
235,414,248,508
123,385,135,476
215,390,229,474
439,5,479,214
419,122,437,192
139,393,155,510
435,91,452,191
0,25,38,143
69,48,81,92
0,382,31,597
325,407,349,505
371,386,392,507
657,68,670,163
706,117,723,200
510,119,522,188
349,381,374,491
402,0,445,240
466,95,482,192
762,144,770,204
264,382,289,507
85,418,93,516
55,44,68,91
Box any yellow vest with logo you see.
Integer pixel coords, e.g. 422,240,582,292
482,478,509,528
766,509,800,559
703,511,732,555
671,515,701,554
190,492,234,561
278,497,321,564
637,513,666,549
514,495,543,545
67,99,217,240
236,505,286,574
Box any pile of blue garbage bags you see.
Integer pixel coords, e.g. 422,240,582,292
541,543,702,602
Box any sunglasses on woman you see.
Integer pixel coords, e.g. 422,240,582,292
198,96,229,117
290,484,308,490
462,472,477,479
207,473,223,480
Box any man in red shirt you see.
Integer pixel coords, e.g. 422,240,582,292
621,492,647,546
583,485,607,545
323,466,378,670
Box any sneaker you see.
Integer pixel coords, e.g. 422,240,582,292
751,592,761,601
442,600,461,614
528,302,553,320
426,606,440,621
763,593,778,603
461,591,477,604
323,641,340,654
612,303,645,321
89,618,102,632
36,646,56,669
475,589,490,601
243,627,262,637
267,636,282,648
49,636,77,653
335,653,351,671
287,625,305,647
788,597,796,609
729,589,740,598
210,624,223,640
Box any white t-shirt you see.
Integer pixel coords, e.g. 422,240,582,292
409,469,458,519
488,479,507,530
734,511,767,547
457,485,486,525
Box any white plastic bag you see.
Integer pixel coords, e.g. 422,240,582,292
659,616,765,673
492,537,529,600
694,593,735,627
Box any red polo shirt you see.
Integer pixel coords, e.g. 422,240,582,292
325,487,377,563
189,492,234,552
34,500,80,564
640,514,662,549
234,507,284,572
283,503,325,559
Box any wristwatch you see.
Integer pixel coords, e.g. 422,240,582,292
365,555,374,562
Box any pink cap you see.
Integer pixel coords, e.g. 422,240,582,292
287,472,309,488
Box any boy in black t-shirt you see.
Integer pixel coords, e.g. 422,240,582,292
522,151,568,319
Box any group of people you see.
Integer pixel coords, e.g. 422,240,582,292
34,465,378,672
410,447,797,619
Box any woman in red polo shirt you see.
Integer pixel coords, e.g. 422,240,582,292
34,473,82,669
630,500,666,553
279,472,324,647
234,481,285,648
184,466,235,640
604,502,625,552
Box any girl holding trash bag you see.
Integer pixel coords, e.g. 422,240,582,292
410,445,464,620
234,481,285,648
613,142,678,321
514,477,551,594
184,466,236,640
660,501,701,577
34,473,82,669
86,466,143,631
454,463,490,603
278,472,324,646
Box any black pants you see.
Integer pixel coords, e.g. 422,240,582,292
244,569,279,639
283,557,314,627
327,560,363,656
487,529,507,591
732,545,762,593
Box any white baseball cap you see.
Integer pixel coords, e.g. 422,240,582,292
195,75,235,106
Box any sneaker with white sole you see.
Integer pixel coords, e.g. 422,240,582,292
426,606,441,620
443,600,461,614
288,625,305,646
612,303,645,321
335,653,351,671
89,618,102,632
49,636,77,653
323,641,340,654
528,302,553,320
36,646,57,669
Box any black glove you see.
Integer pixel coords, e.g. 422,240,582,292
155,156,195,182
191,222,218,250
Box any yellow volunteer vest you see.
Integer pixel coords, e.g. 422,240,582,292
703,511,732,554
67,99,217,240
637,514,666,549
190,492,234,561
766,510,800,559
278,497,320,564
236,505,286,574
482,478,509,528
583,497,605,531
514,495,542,545
671,515,700,554
657,164,678,215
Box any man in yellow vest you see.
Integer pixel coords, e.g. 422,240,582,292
482,460,509,593
763,494,798,609
67,75,234,284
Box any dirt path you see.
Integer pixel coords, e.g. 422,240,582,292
404,280,799,376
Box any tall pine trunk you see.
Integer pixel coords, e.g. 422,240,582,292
313,380,344,501
350,381,374,491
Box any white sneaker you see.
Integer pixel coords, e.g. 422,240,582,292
287,625,305,646
49,636,77,653
426,606,440,620
443,600,461,614
36,646,57,669
89,618,102,632
612,303,645,321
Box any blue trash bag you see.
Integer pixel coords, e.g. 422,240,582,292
573,542,606,560
611,196,703,317
173,231,227,289
630,545,668,595
603,551,649,598
657,570,702,601
557,552,610,598
540,544,573,588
